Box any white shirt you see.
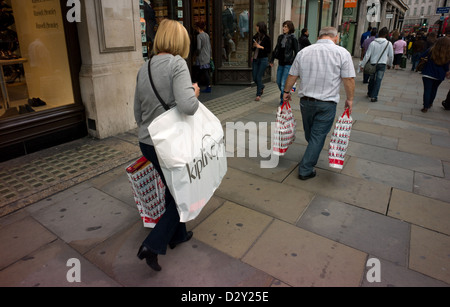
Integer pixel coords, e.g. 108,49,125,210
360,38,394,67
289,39,356,103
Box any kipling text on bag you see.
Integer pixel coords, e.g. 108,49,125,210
146,57,227,222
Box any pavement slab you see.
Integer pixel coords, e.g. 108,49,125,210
215,168,314,224
241,219,367,287
346,141,443,177
192,201,273,259
413,172,450,203
388,189,450,236
361,255,449,287
0,239,120,287
101,221,274,287
341,156,414,192
409,225,450,284
30,187,138,254
0,215,57,270
284,168,391,214
297,196,410,266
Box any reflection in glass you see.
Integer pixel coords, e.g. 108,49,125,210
222,1,249,67
0,0,74,120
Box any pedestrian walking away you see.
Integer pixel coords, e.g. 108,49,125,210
270,20,299,105
193,21,212,93
360,27,393,102
419,36,450,113
393,37,407,70
252,21,271,101
411,32,426,71
134,19,198,271
283,26,355,180
360,28,377,83
298,28,311,51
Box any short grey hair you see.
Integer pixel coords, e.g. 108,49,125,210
319,27,338,38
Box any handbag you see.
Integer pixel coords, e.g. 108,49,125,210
273,100,296,156
415,55,428,72
328,108,353,169
146,58,227,222
126,156,166,228
364,41,389,75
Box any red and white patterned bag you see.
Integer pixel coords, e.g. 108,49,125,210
273,101,297,156
328,109,353,169
126,156,166,228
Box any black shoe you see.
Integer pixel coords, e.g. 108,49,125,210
169,231,193,249
24,104,35,112
137,245,161,271
298,171,316,181
370,98,377,102
18,105,27,114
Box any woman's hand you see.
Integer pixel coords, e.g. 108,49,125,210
193,82,200,98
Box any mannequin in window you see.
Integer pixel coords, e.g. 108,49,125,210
239,10,249,40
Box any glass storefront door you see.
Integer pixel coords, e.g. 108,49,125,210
291,0,335,44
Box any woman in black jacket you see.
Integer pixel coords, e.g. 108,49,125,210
252,21,271,101
270,20,299,104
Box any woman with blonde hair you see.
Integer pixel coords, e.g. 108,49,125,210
420,36,450,113
134,19,199,271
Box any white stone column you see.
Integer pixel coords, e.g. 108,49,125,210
77,0,143,139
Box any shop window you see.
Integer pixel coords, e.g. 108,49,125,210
291,0,307,38
0,0,74,120
221,0,250,67
139,0,184,60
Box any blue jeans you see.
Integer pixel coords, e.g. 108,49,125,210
422,77,443,109
299,99,337,176
252,57,269,96
277,64,291,103
368,64,386,99
411,52,421,71
139,142,189,255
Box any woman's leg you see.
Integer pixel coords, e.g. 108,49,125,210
139,142,188,255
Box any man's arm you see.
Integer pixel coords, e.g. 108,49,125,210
282,74,299,102
342,77,355,114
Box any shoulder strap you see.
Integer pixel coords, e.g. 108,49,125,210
148,58,170,111
376,41,390,64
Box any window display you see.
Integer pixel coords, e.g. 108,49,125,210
222,1,250,67
0,0,74,120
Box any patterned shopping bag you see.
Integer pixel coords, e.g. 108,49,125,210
273,100,297,156
328,109,353,169
126,156,166,228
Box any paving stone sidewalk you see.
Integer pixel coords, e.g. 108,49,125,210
0,59,449,288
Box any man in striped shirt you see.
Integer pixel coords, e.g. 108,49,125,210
283,26,355,180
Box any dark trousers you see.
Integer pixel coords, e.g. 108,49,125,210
139,142,188,255
299,99,337,176
422,77,443,109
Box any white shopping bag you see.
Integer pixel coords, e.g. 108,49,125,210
148,103,227,222
126,156,166,228
328,109,353,169
273,100,296,156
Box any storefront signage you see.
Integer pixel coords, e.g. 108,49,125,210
436,7,450,14
344,0,357,8
366,0,381,22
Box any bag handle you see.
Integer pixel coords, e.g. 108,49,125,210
148,58,170,111
281,100,291,110
375,41,390,65
341,108,351,119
